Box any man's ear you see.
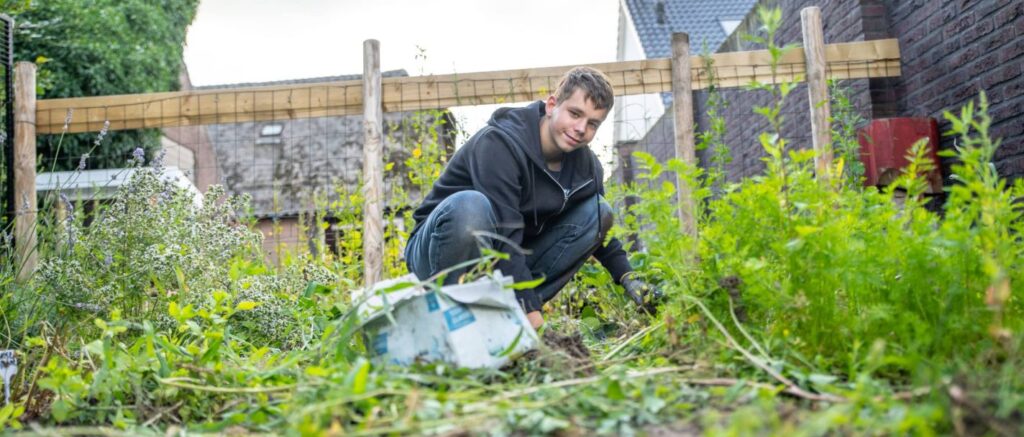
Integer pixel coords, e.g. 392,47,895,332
545,95,557,114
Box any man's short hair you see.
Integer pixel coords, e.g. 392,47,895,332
553,67,615,111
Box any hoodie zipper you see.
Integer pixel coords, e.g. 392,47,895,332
532,171,593,235
539,168,594,215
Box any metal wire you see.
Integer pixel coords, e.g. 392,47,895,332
27,52,903,252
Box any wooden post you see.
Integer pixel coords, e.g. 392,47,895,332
670,33,697,238
802,6,833,184
13,62,36,282
362,39,384,287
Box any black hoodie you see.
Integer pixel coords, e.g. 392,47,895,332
411,101,633,312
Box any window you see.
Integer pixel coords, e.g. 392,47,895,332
257,123,284,145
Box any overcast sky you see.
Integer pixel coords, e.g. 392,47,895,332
184,0,620,83
183,0,622,159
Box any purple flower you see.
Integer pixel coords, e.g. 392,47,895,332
132,147,145,164
63,108,74,131
77,153,89,171
151,149,166,170
67,225,76,252
71,302,102,312
94,120,110,146
59,193,74,219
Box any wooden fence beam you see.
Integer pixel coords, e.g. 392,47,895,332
802,6,833,184
671,33,697,239
32,39,902,134
362,39,384,287
13,62,36,282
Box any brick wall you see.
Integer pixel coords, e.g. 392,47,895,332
618,0,1024,185
887,0,1024,181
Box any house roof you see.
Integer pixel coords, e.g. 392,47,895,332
194,70,409,90
623,0,757,58
37,166,201,205
194,70,453,218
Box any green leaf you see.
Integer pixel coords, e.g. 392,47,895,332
350,360,371,395
50,399,73,423
83,340,103,356
305,366,330,377
303,281,331,298
235,301,259,311
377,281,417,294
605,379,626,401
808,373,838,386
508,276,546,290
497,327,525,357
0,402,24,429
795,225,821,236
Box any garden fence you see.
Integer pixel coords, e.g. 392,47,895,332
1,14,13,236
8,7,902,283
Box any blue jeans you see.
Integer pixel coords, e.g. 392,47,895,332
405,190,612,305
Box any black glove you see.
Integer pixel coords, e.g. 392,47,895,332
621,273,664,316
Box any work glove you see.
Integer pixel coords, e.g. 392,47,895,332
621,273,664,316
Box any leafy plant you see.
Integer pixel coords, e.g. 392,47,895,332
829,80,867,187
10,0,200,170
1,5,1021,434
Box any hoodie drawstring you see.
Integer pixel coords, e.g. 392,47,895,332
530,165,538,227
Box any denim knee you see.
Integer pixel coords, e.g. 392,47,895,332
557,196,613,243
406,190,497,282
598,200,613,244
437,190,496,248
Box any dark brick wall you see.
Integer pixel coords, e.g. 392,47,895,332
703,0,877,182
617,0,1024,184
887,0,1024,181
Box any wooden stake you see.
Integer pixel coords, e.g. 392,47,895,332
802,7,833,183
362,40,384,286
13,62,36,282
671,33,697,238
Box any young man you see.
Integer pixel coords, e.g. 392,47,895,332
405,67,659,329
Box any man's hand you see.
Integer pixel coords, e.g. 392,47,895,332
527,311,544,329
622,274,664,316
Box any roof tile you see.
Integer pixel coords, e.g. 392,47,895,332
624,0,756,58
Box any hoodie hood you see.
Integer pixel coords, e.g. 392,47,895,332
487,101,598,182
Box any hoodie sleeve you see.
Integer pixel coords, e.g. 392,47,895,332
592,161,634,284
594,238,633,284
464,131,542,312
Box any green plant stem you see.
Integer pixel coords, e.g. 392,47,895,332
156,377,298,394
727,295,771,360
680,294,844,402
468,365,693,408
601,321,664,361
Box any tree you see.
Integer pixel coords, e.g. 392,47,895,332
10,0,200,170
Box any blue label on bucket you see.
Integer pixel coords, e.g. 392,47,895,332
425,292,439,312
443,305,476,331
372,332,388,355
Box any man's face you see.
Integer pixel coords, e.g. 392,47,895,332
545,89,609,154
